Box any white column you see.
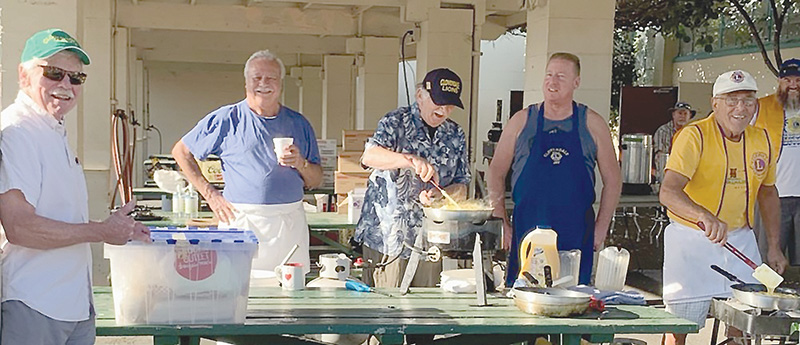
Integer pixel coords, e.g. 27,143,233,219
0,0,79,109
524,0,615,117
415,8,474,128
282,75,301,112
300,66,323,138
351,37,398,129
322,55,355,143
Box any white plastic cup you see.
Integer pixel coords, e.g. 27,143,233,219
273,137,294,165
275,263,305,290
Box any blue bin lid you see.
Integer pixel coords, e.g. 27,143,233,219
149,227,259,245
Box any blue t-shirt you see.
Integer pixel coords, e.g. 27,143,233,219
182,100,320,205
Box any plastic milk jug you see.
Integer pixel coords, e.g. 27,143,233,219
595,246,630,291
518,226,560,286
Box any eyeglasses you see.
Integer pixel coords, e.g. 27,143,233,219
39,65,87,85
716,96,757,108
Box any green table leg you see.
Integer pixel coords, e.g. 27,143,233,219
153,336,200,345
309,230,354,255
562,334,582,345
376,334,405,345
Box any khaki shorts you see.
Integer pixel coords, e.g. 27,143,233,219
361,245,442,288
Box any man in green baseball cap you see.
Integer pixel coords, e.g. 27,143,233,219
0,28,150,345
21,28,91,65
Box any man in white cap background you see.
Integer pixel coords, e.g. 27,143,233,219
753,58,800,266
354,68,471,289
653,101,696,182
659,69,787,345
0,29,150,344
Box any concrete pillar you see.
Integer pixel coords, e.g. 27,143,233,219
0,0,79,110
349,37,398,129
415,8,475,128
524,0,615,117
322,55,355,143
282,74,301,112
300,66,323,138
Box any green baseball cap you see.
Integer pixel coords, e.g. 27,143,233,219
21,29,91,65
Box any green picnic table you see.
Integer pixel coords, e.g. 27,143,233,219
94,287,697,345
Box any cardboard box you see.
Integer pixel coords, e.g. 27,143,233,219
334,172,370,194
317,139,337,152
342,130,374,152
337,152,365,173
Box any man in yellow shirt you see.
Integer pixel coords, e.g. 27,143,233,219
660,70,788,345
753,59,800,265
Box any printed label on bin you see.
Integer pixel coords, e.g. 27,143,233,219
174,247,217,281
427,230,450,244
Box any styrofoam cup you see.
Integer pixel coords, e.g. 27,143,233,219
273,138,294,163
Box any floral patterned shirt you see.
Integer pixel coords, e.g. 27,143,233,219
354,103,471,257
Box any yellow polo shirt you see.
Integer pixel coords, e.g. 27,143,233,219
666,115,777,230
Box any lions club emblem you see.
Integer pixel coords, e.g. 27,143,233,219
544,148,569,165
751,152,768,178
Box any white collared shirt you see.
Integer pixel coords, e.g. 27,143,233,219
0,91,92,321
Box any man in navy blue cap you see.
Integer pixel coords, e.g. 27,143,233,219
754,58,800,266
654,101,696,182
354,68,471,290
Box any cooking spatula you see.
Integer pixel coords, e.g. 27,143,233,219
430,180,460,208
698,221,783,291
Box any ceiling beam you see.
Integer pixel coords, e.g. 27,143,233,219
117,1,358,36
132,30,349,56
265,0,401,6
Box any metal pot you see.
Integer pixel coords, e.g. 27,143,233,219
620,134,653,184
422,207,493,223
511,287,591,317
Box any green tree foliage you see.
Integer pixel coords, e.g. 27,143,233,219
611,30,639,128
615,0,796,77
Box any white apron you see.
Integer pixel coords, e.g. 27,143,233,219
220,201,310,274
663,221,762,304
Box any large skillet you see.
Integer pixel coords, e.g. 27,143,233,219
422,207,494,223
711,265,800,311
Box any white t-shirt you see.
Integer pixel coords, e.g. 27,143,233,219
0,91,92,321
777,107,800,197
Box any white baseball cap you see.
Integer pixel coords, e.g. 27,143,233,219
713,70,758,97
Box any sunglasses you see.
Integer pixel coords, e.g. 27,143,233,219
39,65,87,85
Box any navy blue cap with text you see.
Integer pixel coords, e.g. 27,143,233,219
780,58,800,78
422,68,464,109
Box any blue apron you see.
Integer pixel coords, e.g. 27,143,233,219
506,102,596,286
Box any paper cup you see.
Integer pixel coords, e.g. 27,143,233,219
273,137,294,165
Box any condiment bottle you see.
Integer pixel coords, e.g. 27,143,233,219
517,226,560,285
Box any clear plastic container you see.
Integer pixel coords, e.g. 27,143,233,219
557,249,581,287
595,246,630,291
518,226,560,286
172,191,185,219
104,228,258,325
184,187,199,219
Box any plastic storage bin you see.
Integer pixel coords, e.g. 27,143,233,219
104,227,258,325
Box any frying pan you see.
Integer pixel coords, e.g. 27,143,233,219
711,264,800,311
422,207,494,223
511,287,592,317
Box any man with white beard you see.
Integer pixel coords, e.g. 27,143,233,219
754,58,800,266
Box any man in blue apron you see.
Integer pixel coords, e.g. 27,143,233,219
488,52,621,286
